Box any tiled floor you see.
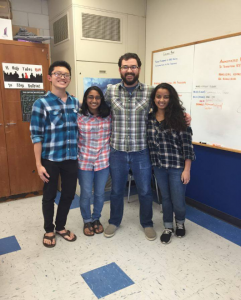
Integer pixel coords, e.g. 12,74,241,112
0,192,241,300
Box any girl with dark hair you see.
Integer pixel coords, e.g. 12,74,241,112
147,83,195,244
77,86,111,236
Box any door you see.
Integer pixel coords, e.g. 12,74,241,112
0,40,50,197
0,81,10,197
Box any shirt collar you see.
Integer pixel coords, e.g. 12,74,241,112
119,81,143,91
47,91,73,102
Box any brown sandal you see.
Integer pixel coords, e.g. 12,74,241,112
43,233,56,248
92,220,104,234
83,222,95,236
56,230,77,242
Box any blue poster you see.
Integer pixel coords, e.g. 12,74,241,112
83,77,121,95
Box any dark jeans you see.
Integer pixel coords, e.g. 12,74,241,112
109,147,153,228
153,166,186,228
42,159,78,232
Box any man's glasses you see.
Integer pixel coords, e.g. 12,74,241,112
51,72,71,79
87,95,101,100
120,65,139,71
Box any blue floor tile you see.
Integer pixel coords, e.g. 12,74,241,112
81,262,134,299
55,192,80,209
0,236,21,256
55,188,241,246
186,206,241,246
55,185,139,210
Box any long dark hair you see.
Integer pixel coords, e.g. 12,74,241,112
81,86,110,118
151,83,186,131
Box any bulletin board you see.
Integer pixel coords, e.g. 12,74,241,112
151,33,241,153
20,90,45,122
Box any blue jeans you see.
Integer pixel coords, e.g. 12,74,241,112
109,147,153,228
153,166,186,228
78,167,109,223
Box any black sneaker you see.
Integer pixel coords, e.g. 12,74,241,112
176,223,185,238
160,228,173,244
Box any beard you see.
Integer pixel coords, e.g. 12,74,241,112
121,72,139,86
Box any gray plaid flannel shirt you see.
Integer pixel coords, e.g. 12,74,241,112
105,81,154,152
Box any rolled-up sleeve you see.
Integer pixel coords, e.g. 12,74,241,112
30,100,46,144
179,127,195,161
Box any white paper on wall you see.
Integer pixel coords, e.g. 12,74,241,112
2,63,43,89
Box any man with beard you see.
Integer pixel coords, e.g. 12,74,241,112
104,53,156,241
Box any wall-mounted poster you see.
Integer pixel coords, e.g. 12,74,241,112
83,77,121,95
2,63,43,89
20,90,46,122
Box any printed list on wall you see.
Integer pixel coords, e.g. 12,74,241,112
152,45,194,114
152,35,241,151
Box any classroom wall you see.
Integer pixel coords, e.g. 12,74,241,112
145,0,241,223
145,0,241,84
11,0,50,39
48,0,147,96
48,0,146,18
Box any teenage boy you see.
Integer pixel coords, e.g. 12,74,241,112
30,61,79,248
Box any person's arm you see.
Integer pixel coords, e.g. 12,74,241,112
34,142,50,183
179,127,195,184
184,113,191,126
181,159,191,184
30,99,49,182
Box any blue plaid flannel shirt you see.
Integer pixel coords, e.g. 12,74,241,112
30,91,79,162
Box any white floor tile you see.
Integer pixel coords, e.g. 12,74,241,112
0,195,240,300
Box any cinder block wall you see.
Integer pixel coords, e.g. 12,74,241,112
11,0,50,41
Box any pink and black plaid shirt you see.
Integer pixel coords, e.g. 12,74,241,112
77,113,111,171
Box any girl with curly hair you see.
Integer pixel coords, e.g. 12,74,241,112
147,83,195,244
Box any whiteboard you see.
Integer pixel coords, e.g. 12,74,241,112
152,46,194,114
152,34,241,152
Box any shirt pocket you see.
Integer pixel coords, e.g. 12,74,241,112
49,109,64,126
135,98,150,114
164,130,180,150
80,123,99,140
111,97,125,113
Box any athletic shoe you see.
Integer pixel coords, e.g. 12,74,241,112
176,223,186,238
160,228,173,244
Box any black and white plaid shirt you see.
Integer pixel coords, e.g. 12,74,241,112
147,113,195,168
105,81,154,152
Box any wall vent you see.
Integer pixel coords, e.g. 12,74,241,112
82,13,121,42
53,14,68,45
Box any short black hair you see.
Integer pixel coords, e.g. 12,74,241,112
48,61,71,76
81,86,110,118
118,53,142,68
